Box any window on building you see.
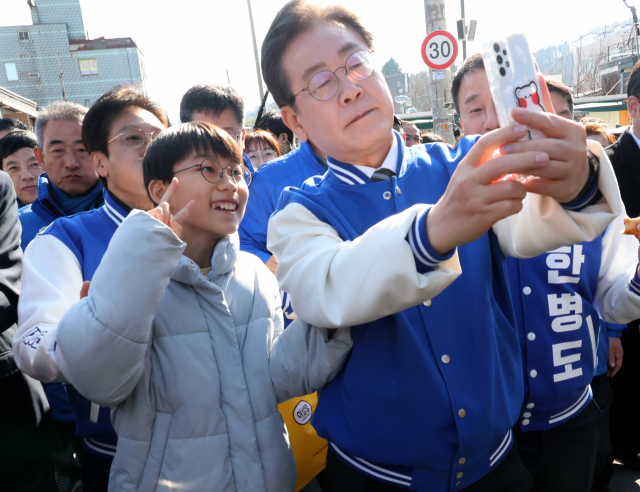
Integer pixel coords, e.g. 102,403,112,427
5,63,18,81
18,31,30,41
79,59,98,76
85,99,91,107
20,72,39,78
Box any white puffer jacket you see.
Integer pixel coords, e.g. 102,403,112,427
54,210,352,492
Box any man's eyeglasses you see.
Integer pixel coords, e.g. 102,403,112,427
171,159,252,186
291,50,375,103
108,127,158,150
405,135,422,144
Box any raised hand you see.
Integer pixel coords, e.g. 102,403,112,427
147,178,195,240
427,124,549,255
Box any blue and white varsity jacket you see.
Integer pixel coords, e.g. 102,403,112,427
266,132,623,492
14,191,130,460
240,141,326,262
506,222,640,432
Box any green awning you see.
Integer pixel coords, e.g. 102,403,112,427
574,101,627,112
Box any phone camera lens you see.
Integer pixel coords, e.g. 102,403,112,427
499,67,506,77
506,61,510,67
493,43,500,53
503,50,507,56
497,55,503,64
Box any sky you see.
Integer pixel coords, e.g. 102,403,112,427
1,0,635,122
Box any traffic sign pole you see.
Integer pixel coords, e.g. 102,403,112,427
423,0,457,145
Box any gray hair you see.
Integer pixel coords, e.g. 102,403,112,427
35,101,88,149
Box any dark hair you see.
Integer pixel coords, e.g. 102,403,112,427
627,59,640,99
179,85,245,127
0,118,28,134
143,121,243,203
261,0,374,109
244,130,281,157
255,109,293,144
546,79,574,114
82,85,169,157
420,132,447,144
0,130,37,169
451,53,485,117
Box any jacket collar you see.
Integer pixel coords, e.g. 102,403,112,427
172,232,240,285
35,173,65,217
326,131,405,185
102,190,131,228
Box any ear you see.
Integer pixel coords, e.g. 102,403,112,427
629,96,640,120
241,127,246,145
34,147,46,171
148,179,168,206
281,106,309,143
278,133,289,144
92,151,109,180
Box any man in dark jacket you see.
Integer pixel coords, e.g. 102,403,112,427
0,170,60,491
607,60,640,474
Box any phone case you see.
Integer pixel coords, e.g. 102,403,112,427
482,34,545,140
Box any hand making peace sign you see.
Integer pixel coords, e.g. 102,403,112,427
147,177,195,239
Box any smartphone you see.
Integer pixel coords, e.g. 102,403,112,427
482,34,546,141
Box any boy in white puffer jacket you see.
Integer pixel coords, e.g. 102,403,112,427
53,122,352,492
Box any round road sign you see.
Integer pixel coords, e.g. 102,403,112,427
421,30,459,70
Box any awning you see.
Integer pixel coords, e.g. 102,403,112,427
574,101,627,112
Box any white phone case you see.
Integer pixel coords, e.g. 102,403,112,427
482,34,546,140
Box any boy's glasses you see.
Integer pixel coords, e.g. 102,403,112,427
291,50,375,103
108,127,157,150
172,159,252,186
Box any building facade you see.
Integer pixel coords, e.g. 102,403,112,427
0,0,146,109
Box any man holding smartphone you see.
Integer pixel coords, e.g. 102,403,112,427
259,2,631,492
452,54,639,492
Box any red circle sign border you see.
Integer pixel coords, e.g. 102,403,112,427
421,30,459,70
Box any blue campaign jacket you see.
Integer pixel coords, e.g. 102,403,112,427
239,141,326,263
19,173,103,423
274,136,523,492
507,240,605,431
40,191,129,460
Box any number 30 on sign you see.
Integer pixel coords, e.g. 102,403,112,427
421,30,458,70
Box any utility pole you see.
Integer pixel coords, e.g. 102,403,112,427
460,0,466,61
247,0,265,101
424,0,456,144
56,52,67,102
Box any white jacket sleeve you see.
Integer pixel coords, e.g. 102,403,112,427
54,211,185,407
594,212,640,324
494,140,622,258
13,234,83,383
268,204,461,328
269,320,352,404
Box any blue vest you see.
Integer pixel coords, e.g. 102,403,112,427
506,240,602,431
274,137,523,492
42,191,128,460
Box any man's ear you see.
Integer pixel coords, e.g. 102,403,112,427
629,96,639,120
241,127,246,146
92,151,109,179
34,147,46,171
281,106,308,143
278,133,289,144
148,179,168,205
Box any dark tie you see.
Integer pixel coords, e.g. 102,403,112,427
371,168,396,182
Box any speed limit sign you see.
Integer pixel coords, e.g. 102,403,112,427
421,30,458,70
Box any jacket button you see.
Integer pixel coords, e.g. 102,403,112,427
396,186,402,195
458,457,466,465
423,299,432,307
442,355,450,364
527,403,535,409
523,286,532,295
383,191,392,200
523,412,531,418
527,332,536,341
522,419,530,426
188,261,195,268
530,370,537,378
457,472,464,479
458,409,466,418
456,481,461,488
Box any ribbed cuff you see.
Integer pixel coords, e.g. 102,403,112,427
406,207,456,274
629,266,640,297
561,180,601,211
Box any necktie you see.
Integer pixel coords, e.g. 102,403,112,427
371,168,396,182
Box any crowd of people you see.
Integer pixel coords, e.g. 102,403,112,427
2,1,640,492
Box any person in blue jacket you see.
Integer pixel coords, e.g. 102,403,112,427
260,2,630,491
452,54,640,492
179,84,256,177
13,85,169,492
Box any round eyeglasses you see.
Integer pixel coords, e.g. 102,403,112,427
292,50,375,103
172,159,252,186
108,127,158,150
